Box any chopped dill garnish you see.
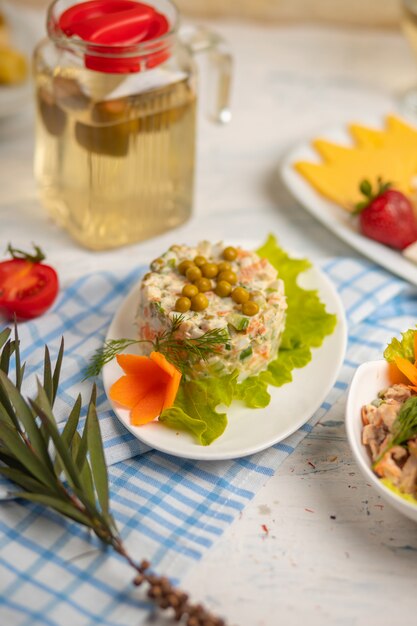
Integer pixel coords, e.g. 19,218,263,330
374,396,417,465
152,301,165,316
85,338,147,378
86,314,229,378
390,396,417,447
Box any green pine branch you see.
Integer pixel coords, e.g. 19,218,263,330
0,324,226,626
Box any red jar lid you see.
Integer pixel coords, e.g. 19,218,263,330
58,0,170,73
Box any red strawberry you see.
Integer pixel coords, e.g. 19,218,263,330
355,179,417,250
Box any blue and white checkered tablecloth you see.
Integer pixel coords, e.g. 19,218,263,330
0,257,414,626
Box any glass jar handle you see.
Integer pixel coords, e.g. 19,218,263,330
180,25,232,124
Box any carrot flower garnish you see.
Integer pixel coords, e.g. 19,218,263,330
394,332,417,392
110,352,182,426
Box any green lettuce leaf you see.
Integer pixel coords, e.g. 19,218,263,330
237,235,336,396
159,370,238,446
160,235,337,445
235,376,270,408
257,234,337,351
384,328,417,363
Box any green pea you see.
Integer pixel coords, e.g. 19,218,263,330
218,270,237,285
186,266,202,282
242,301,259,316
215,280,232,297
175,297,191,313
195,278,212,292
178,260,195,275
232,287,250,304
191,293,209,311
182,284,199,298
223,246,238,261
194,255,207,267
201,263,219,278
218,261,231,273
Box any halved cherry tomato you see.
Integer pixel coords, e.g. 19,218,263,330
0,244,59,320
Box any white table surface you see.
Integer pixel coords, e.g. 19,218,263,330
2,12,417,626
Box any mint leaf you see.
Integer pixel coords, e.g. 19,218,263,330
384,328,416,363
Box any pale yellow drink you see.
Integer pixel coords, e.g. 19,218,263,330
34,67,196,250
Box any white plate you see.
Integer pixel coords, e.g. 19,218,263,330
346,360,417,523
281,122,417,286
102,248,347,461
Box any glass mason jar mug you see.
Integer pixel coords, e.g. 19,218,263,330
33,0,232,250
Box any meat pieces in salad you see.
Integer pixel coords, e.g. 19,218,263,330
361,383,417,498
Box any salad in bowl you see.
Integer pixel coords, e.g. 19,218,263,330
346,327,417,522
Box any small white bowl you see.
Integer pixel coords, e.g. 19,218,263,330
346,360,417,523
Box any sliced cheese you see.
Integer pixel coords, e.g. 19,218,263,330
295,115,417,211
